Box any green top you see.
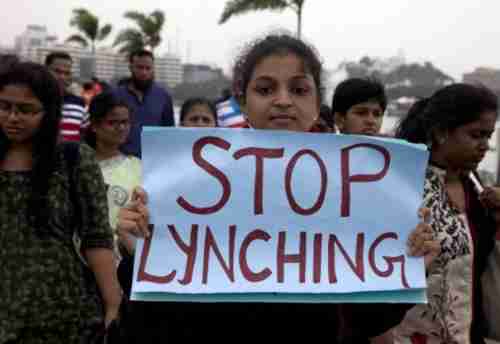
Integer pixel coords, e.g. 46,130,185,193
0,144,113,343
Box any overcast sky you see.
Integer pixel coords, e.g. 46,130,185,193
3,1,500,80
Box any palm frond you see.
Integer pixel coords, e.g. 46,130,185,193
65,34,88,48
69,8,98,41
114,28,145,54
219,0,289,24
124,11,149,29
123,10,165,50
98,24,112,41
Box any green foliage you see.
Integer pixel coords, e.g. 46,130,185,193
219,0,305,37
114,10,166,55
66,8,112,53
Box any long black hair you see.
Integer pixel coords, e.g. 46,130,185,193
85,92,131,149
395,83,498,145
0,62,62,227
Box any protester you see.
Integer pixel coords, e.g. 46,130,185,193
81,82,95,109
112,49,174,157
180,97,218,127
116,33,439,344
332,78,386,135
0,54,19,73
85,92,142,256
393,84,498,343
0,62,121,343
45,51,89,142
331,78,391,343
314,103,335,132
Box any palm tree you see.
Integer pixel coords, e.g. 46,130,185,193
219,0,306,39
114,10,165,55
66,8,112,54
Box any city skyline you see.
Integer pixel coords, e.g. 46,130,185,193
3,1,500,80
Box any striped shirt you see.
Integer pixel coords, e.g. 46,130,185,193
59,94,89,142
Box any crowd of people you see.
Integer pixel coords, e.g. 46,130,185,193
0,32,499,344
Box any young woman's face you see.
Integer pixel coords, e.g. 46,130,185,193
437,111,496,172
244,53,320,132
92,106,131,148
336,101,384,135
181,104,217,128
0,84,44,144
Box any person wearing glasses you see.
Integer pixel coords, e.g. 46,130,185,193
85,92,142,256
0,63,121,342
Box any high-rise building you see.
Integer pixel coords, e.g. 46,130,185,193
15,25,58,61
183,63,224,84
15,25,183,86
156,54,183,88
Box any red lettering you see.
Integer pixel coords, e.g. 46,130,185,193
285,149,328,215
368,232,410,288
177,137,231,214
313,233,322,283
328,233,365,283
138,225,176,284
168,224,198,285
277,231,307,283
239,229,272,282
202,225,236,284
340,144,390,217
233,147,285,215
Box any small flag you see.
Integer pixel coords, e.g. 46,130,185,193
216,97,247,128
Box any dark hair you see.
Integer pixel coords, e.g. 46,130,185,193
129,49,154,64
83,82,94,91
180,97,218,126
395,83,498,144
319,104,334,129
85,92,131,148
0,54,19,73
331,78,387,115
0,62,62,226
45,51,72,66
233,33,323,105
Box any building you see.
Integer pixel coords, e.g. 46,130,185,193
156,54,183,88
463,67,500,92
183,63,224,84
0,45,16,56
15,25,58,61
15,25,183,86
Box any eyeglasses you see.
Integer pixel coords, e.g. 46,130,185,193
0,98,44,117
104,119,131,129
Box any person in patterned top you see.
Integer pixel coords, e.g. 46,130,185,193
394,84,498,344
0,62,121,343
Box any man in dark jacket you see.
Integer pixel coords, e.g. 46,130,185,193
112,49,174,157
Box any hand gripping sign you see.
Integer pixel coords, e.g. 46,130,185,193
132,128,429,303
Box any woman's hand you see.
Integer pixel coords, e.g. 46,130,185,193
407,208,440,269
104,302,121,328
480,187,500,209
117,187,150,239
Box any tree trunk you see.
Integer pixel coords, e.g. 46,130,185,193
297,4,303,39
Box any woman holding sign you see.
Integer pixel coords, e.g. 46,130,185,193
394,85,498,344
117,33,438,343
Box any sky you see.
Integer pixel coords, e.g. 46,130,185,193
2,0,500,80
